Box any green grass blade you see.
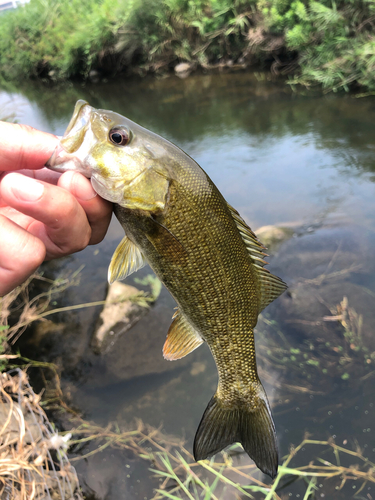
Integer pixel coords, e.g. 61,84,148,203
303,477,317,500
154,489,183,500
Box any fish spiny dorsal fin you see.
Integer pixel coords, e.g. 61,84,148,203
108,235,146,284
163,309,204,360
227,203,287,312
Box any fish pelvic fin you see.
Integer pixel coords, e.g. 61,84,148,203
193,385,278,479
163,309,204,360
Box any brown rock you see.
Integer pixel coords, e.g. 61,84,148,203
92,282,147,353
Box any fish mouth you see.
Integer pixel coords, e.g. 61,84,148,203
45,100,93,176
64,100,90,136
60,100,92,154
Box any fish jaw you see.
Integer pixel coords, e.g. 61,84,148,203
46,100,97,179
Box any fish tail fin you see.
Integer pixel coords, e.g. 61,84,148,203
193,384,278,478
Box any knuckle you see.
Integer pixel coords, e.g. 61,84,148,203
27,239,46,268
16,124,35,171
64,196,79,221
80,226,92,250
62,225,91,255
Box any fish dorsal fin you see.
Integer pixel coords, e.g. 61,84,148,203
163,309,204,360
227,204,287,312
108,235,146,284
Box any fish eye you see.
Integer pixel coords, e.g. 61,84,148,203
109,127,130,146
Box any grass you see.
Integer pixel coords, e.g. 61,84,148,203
53,414,375,499
9,347,372,499
147,438,375,498
0,267,83,348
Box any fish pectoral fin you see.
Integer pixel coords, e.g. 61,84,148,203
227,203,287,312
163,310,204,360
194,384,278,479
108,235,146,284
146,216,188,264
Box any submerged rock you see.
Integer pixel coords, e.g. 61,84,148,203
255,225,295,253
100,291,191,382
92,282,147,353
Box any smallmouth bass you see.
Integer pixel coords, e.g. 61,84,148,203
47,100,287,478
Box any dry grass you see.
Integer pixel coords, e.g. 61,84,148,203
0,368,82,500
1,268,83,346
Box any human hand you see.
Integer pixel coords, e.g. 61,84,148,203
0,121,113,296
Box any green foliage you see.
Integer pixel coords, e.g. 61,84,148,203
284,0,375,91
0,0,119,79
0,0,374,91
0,0,256,79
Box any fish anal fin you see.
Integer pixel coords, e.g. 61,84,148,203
193,385,278,479
163,310,203,360
227,203,287,312
108,235,146,284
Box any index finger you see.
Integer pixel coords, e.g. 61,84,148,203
0,121,59,171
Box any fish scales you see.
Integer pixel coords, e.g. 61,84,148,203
116,175,259,368
47,100,287,479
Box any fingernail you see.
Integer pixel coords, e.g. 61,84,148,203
11,174,44,202
71,172,97,201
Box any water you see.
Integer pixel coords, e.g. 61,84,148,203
2,72,375,499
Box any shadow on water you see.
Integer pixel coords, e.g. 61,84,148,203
3,72,375,498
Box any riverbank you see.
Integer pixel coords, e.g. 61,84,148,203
0,0,374,92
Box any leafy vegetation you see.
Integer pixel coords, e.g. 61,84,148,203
0,0,374,91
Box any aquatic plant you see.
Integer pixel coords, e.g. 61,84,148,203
256,294,375,401
248,253,375,397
